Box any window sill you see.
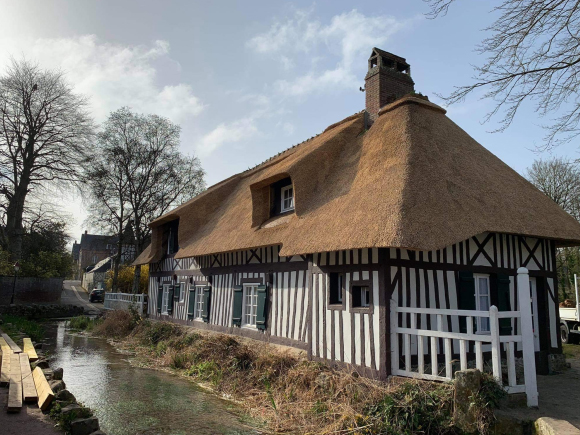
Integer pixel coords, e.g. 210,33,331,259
350,306,373,314
328,303,345,311
241,325,257,330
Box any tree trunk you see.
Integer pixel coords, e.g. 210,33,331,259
132,224,143,294
132,264,141,294
6,180,29,261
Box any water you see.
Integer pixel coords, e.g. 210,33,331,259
43,322,256,435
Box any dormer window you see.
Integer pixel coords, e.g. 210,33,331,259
281,185,294,212
161,219,179,257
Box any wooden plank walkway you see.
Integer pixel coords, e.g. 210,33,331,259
0,343,11,387
22,338,38,362
19,354,37,403
7,354,22,412
0,333,22,354
32,367,54,411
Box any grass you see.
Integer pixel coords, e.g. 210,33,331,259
49,401,93,433
563,343,580,359
0,314,45,342
68,315,98,331
90,311,506,434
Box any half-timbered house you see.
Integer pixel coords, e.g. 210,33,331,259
133,49,580,400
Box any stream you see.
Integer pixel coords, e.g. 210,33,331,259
43,322,257,435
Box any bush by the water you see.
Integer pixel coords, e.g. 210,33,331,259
68,315,98,331
90,310,505,434
0,314,45,342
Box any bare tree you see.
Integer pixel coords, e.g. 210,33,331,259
426,0,580,149
0,59,93,260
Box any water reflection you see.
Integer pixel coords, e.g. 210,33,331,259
44,322,255,435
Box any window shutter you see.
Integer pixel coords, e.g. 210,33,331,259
174,284,181,301
496,274,512,335
202,287,212,323
187,289,196,320
256,285,268,331
232,285,243,327
458,271,476,333
167,285,174,315
157,285,163,314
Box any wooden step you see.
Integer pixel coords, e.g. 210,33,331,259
19,354,37,402
0,346,11,386
32,366,54,411
0,333,22,354
7,354,22,412
22,338,38,362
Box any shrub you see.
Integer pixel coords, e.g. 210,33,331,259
133,319,182,346
93,310,137,339
68,315,99,331
1,314,44,342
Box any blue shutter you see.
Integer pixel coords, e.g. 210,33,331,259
256,285,268,331
202,287,212,323
232,285,243,327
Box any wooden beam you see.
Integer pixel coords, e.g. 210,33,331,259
22,338,38,362
0,332,22,354
32,367,54,411
7,354,22,412
0,345,11,386
19,353,37,402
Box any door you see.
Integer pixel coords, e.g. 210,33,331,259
529,278,540,352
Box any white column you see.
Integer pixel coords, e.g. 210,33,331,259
517,267,539,408
489,305,501,382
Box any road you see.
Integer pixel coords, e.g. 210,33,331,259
62,280,103,313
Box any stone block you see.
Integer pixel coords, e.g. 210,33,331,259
453,369,481,434
55,389,76,403
535,417,580,435
53,367,63,380
70,417,100,435
548,354,567,374
60,403,82,417
49,379,66,394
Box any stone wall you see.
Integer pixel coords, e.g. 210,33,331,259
0,304,84,319
0,277,63,305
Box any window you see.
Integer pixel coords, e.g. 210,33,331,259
242,284,259,327
161,284,171,315
329,273,344,306
195,286,205,319
281,185,294,212
352,284,371,308
179,283,185,302
162,219,179,256
474,274,491,332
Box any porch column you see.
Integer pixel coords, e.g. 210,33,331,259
518,267,539,408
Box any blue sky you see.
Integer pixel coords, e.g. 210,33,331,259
1,0,578,241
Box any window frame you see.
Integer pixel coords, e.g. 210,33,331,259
328,272,346,310
194,285,205,320
242,283,260,328
179,282,186,303
350,279,373,313
280,184,294,213
161,284,171,315
474,273,491,334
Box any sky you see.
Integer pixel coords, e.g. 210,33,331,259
1,0,578,245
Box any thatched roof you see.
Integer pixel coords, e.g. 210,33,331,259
134,96,580,265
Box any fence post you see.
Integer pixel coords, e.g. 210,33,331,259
390,299,398,374
517,267,539,408
489,305,501,382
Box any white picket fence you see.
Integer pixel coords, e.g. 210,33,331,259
391,267,538,407
104,292,146,315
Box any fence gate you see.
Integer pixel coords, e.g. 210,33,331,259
390,267,538,407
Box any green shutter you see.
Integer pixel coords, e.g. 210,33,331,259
458,271,476,333
174,284,181,301
157,285,163,314
202,287,212,323
256,285,268,331
187,289,196,320
497,274,512,335
167,285,174,314
232,285,243,327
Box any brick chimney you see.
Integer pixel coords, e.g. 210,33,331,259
365,48,414,124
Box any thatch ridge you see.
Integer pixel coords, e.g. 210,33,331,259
133,96,580,265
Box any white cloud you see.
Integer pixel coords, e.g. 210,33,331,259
0,35,204,123
248,9,409,97
197,118,259,157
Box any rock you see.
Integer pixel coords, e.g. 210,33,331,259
89,432,107,435
55,389,76,403
548,354,567,374
70,417,99,435
60,403,82,417
49,379,66,394
43,369,54,381
53,367,64,380
535,417,580,435
453,369,482,434
34,342,43,350
35,359,50,369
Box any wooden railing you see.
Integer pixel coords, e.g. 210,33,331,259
104,292,146,315
391,267,538,407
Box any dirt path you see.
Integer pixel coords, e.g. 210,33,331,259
0,388,61,434
500,344,580,429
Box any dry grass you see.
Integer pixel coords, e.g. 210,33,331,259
93,312,504,434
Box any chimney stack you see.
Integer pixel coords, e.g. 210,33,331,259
365,48,414,125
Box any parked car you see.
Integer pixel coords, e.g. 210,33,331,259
89,289,105,303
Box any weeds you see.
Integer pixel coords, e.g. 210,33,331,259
0,314,44,342
49,401,93,433
68,315,98,331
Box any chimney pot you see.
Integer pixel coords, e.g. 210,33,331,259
365,48,414,125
